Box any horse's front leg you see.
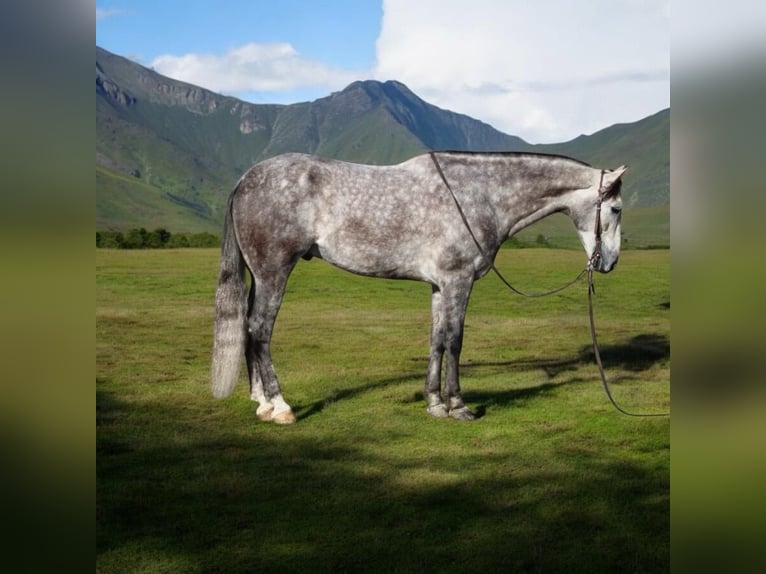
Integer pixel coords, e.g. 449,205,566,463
425,286,448,418
425,279,475,420
442,278,475,421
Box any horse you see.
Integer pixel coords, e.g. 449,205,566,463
212,151,627,424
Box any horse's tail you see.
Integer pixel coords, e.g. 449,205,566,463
211,188,247,398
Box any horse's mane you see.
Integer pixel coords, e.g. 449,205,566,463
428,149,593,168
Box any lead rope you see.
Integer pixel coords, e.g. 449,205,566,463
587,267,669,417
430,152,669,418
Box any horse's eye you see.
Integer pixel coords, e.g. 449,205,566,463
611,206,622,215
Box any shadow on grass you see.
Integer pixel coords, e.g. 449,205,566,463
461,333,669,377
294,374,423,421
297,333,669,421
97,387,668,573
458,332,669,416
584,333,669,372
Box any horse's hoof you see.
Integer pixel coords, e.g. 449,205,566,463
427,403,449,418
449,406,475,421
271,409,297,425
256,404,274,422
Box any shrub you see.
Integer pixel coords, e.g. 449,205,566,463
96,228,220,249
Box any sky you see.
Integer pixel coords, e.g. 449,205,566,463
96,0,670,144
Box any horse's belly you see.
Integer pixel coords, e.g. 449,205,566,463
315,236,426,280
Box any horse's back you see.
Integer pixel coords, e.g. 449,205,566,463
235,153,436,225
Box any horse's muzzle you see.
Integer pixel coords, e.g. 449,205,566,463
597,252,619,273
589,249,618,273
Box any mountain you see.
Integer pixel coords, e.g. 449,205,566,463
96,46,668,239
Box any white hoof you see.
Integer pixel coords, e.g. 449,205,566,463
256,403,274,422
449,406,475,421
427,403,450,418
271,409,297,425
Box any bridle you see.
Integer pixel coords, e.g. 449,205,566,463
587,169,607,273
429,152,669,418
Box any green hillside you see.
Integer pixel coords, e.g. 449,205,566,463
96,166,219,233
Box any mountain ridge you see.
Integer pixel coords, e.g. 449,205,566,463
96,46,668,238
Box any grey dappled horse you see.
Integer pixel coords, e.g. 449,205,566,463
212,151,627,424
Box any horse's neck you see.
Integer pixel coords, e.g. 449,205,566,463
483,158,591,238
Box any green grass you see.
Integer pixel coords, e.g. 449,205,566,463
97,248,669,573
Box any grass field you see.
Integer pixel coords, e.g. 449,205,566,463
97,247,669,573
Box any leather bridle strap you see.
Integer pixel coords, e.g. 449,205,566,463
588,169,606,274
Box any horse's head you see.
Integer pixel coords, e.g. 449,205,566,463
574,165,628,273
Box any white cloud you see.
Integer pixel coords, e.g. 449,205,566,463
150,42,361,95
375,0,669,143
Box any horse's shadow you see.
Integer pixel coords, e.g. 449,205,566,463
295,375,422,421
294,333,669,421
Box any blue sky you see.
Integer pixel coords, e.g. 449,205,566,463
97,1,671,143
97,1,382,105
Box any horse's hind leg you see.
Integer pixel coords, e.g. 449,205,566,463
245,282,273,420
246,266,296,424
247,347,272,420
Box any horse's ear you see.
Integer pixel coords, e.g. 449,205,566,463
613,165,628,177
602,165,628,190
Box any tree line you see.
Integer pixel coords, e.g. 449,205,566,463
96,228,220,249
